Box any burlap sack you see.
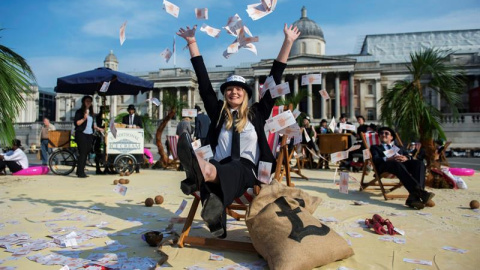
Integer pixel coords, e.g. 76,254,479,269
246,181,354,270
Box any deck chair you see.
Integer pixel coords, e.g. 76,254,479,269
359,132,408,200
436,141,451,167
166,135,180,169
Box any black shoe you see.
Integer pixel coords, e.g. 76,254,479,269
78,174,89,178
180,179,197,195
177,133,203,195
201,193,224,225
420,191,435,204
405,195,424,210
96,170,105,175
207,220,226,238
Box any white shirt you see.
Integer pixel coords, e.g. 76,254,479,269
214,118,260,164
3,148,29,169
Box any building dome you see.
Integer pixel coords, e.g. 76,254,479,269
290,6,326,57
104,50,118,63
292,6,325,41
104,50,118,71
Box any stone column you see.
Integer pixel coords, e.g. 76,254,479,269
321,73,327,119
55,97,61,122
187,87,192,108
254,76,259,103
349,72,355,119
473,75,479,88
176,88,180,103
159,90,164,119
359,80,366,117
294,75,299,109
192,87,196,108
148,91,153,118
375,79,381,120
307,78,313,118
335,73,340,118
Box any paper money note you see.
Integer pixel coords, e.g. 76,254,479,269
265,110,296,133
257,161,272,184
200,23,220,38
223,14,243,36
301,74,322,85
340,123,357,132
195,8,208,20
174,199,188,216
319,89,329,100
119,21,127,46
191,139,201,151
99,81,110,93
278,123,301,137
330,151,348,163
113,184,127,196
160,48,172,63
362,149,371,160
163,0,179,18
328,116,336,132
194,145,213,160
340,172,349,194
442,246,468,254
182,108,197,117
270,82,290,98
402,258,432,266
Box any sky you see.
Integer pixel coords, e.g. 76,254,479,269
1,0,479,89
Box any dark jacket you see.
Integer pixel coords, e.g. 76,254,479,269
191,56,286,172
122,114,143,128
370,143,411,168
74,109,95,133
194,112,211,139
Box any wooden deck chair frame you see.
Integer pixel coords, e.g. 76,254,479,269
437,141,451,167
359,132,408,200
166,135,180,169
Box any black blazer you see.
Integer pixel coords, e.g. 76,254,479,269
370,143,410,168
122,114,143,128
74,109,95,133
191,56,286,172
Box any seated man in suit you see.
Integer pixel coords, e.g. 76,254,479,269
122,104,143,128
370,127,434,210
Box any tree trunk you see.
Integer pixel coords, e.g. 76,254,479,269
155,109,176,168
419,138,438,187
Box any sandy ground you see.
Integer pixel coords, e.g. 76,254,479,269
0,166,479,270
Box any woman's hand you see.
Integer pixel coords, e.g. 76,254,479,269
176,25,197,43
284,23,301,43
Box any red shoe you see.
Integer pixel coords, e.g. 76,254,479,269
365,218,386,235
383,219,396,235
372,214,385,224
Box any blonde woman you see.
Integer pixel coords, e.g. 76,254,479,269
176,24,300,238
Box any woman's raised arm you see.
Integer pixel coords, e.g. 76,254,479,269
176,25,200,58
276,24,301,63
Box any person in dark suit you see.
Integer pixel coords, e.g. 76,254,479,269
194,105,210,146
370,127,435,210
122,104,143,128
175,23,300,238
74,96,102,178
356,115,368,139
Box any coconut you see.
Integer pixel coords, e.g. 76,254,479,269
119,179,129,184
125,171,131,176
470,200,479,209
119,172,124,176
154,195,164,205
145,198,154,207
425,200,435,207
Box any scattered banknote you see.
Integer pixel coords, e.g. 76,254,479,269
346,231,363,238
113,184,127,196
340,172,349,194
99,81,110,93
119,21,127,46
347,144,361,152
195,8,208,20
402,258,432,266
330,151,348,163
223,14,243,37
442,246,468,254
278,123,301,137
191,139,201,151
258,161,272,184
265,110,296,133
328,117,336,132
362,149,371,160
160,48,172,63
339,123,356,132
301,74,322,85
182,108,197,117
270,82,290,98
194,145,213,160
292,108,300,119
174,200,188,216
146,97,161,106
319,89,330,99
200,23,221,38
163,0,179,18
246,0,278,20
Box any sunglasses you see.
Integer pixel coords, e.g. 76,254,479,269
379,131,391,136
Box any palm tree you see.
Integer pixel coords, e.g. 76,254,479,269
154,91,187,168
0,28,36,146
380,48,466,170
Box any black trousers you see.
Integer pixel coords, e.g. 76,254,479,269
377,159,425,194
76,132,93,176
0,160,23,173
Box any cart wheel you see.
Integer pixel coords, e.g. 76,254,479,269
114,154,136,174
48,149,76,175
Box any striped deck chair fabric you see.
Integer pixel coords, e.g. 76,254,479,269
167,135,179,160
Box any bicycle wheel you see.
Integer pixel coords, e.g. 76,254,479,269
48,149,76,175
114,154,136,174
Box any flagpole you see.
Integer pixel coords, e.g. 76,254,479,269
173,36,176,68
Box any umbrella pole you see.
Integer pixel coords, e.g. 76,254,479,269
102,96,109,165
